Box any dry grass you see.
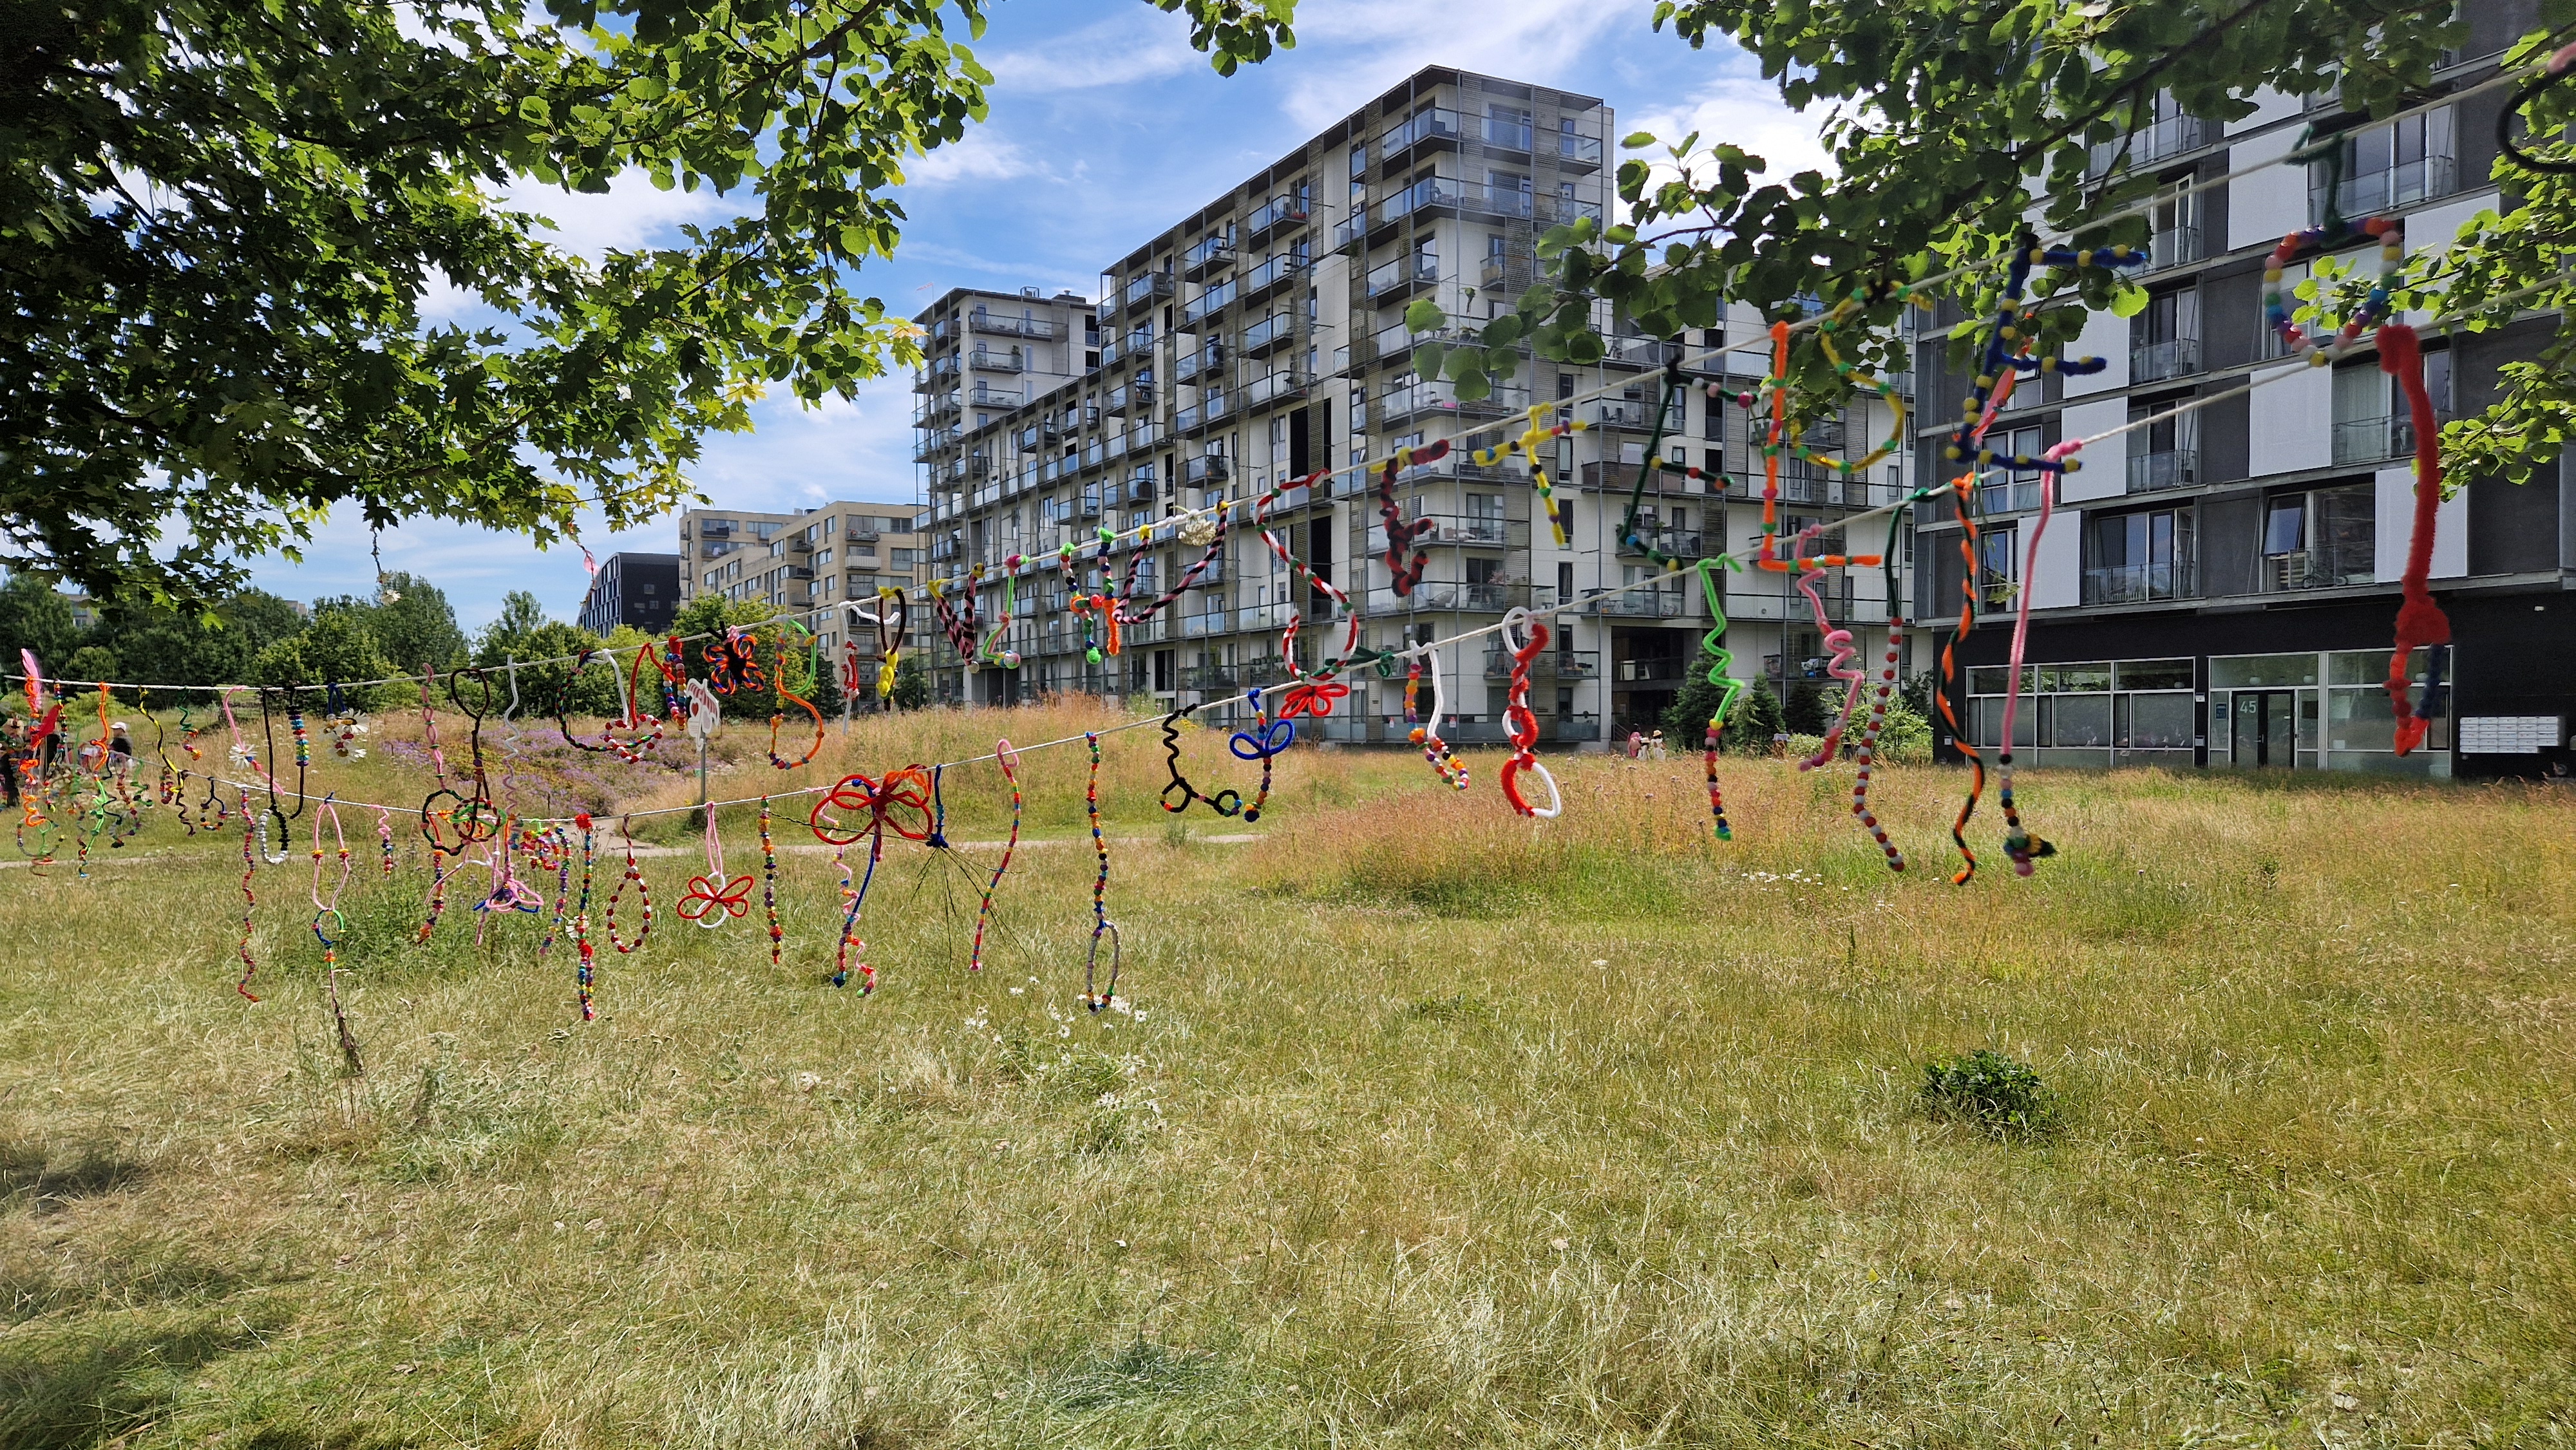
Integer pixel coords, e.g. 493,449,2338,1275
2,699,2572,1448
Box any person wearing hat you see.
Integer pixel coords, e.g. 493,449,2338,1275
107,720,135,780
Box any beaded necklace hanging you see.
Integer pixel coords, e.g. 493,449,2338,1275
678,804,753,928
759,799,782,968
1405,650,1470,791
1081,731,1121,1012
967,740,1023,973
375,807,395,877
1690,557,1747,842
537,824,574,956
606,815,652,956
808,765,933,991
310,795,352,975
1497,609,1561,818
564,814,598,1018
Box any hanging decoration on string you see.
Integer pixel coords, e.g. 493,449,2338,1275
1081,731,1121,1013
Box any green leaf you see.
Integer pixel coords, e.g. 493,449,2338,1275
1622,131,1658,149
2107,283,2149,319
1412,341,1448,378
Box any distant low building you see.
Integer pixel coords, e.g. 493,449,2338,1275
578,552,682,636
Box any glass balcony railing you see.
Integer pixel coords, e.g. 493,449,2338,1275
1615,526,1705,560
1590,587,1687,619
966,348,1023,373
2089,115,2208,176
1408,514,1529,548
1181,279,1238,326
2146,224,2202,272
1246,194,1311,238
1383,176,1534,223
2130,337,2201,382
1482,117,1534,150
1240,314,1295,352
1482,648,1600,680
1365,252,1439,297
2331,413,2439,466
2127,448,2199,493
2266,547,2374,592
2081,561,2198,605
1182,233,1236,277
1239,252,1307,297
1121,272,1175,311
2315,155,2456,224
1244,370,1310,406
1379,107,1464,162
1380,379,1529,424
1557,131,1603,167
969,309,1059,339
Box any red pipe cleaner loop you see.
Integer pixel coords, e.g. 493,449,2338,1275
2376,322,2453,755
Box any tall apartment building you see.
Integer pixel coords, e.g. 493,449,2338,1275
677,504,931,664
914,65,1915,742
576,551,681,636
1918,1,2575,779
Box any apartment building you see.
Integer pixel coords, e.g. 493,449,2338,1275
913,65,1916,744
576,551,681,636
677,504,931,664
1916,1,2575,779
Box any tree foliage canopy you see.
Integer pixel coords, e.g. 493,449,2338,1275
2,0,1290,606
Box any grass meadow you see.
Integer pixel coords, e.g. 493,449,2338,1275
1,698,2571,1448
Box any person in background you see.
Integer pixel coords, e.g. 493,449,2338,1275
108,721,136,779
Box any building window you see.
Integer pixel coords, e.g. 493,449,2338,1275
2126,399,2197,493
1980,423,2047,513
2083,504,2197,604
2130,285,2200,382
1964,658,2194,766
1977,523,2020,605
2331,350,2452,464
2262,482,2375,591
2313,106,2456,222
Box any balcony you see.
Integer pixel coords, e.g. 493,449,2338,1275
2130,337,2201,383
2331,413,2425,466
969,308,1059,339
1099,329,1151,369
2089,115,2209,176
1367,581,1546,614
1615,526,1706,560
1589,587,1687,619
1182,279,1238,328
1182,232,1237,279
1557,131,1603,170
1103,381,1155,415
1121,272,1175,314
1246,194,1310,240
2314,155,2456,224
2266,548,2374,592
1540,194,1604,229
1332,209,1370,250
1240,313,1296,355
1483,115,1534,151
2126,448,2198,493
967,347,1024,374
2146,224,2202,272
1480,254,1533,292
1411,514,1530,549
1483,648,1600,680
964,382,1022,409
1379,379,1528,426
1385,176,1533,225
1239,251,1307,301
1174,342,1224,384
916,355,960,390
1244,369,1311,407
1366,252,1439,301
1379,107,1464,164
914,392,961,424
913,426,961,463
1607,655,1691,686
1182,455,1231,486
2081,561,2199,605
1182,664,1238,692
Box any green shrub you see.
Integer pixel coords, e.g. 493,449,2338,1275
1920,1049,2061,1136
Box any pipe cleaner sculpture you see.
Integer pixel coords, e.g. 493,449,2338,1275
1497,608,1561,819
1158,702,1246,817
1081,731,1121,1012
1470,404,1584,547
605,815,652,957
236,787,260,1001
570,813,598,1019
678,804,753,928
967,740,1023,973
765,630,826,769
1405,650,1470,791
759,798,782,968
1994,438,2088,876
1376,446,1439,597
1690,557,1746,842
2263,214,2449,753
981,565,1025,669
1226,687,1293,824
809,765,933,992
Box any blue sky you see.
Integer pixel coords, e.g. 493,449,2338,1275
248,0,1826,632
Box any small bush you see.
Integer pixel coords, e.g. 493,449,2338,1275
1920,1050,2061,1137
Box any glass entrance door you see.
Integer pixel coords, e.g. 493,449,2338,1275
2231,690,2298,767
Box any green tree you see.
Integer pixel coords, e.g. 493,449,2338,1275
93,590,307,688
254,608,394,692
669,594,815,720
891,653,931,711
0,573,84,671
1783,679,1826,737
473,591,553,664
1660,662,1735,744
1721,675,1784,754
3,0,1292,607
324,574,467,677
64,643,118,687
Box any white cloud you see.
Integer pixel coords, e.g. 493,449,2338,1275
906,132,1046,187
498,171,732,259
1271,0,1657,130
982,9,1204,94
1622,72,1839,191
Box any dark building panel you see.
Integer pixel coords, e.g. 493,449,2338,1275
2468,475,2559,576
2201,491,2262,598
2200,390,2251,485
2201,268,2260,373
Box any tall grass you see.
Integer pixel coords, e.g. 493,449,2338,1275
2,706,2571,1447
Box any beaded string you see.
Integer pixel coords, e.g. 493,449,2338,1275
1081,731,1121,1012
1936,465,1989,887
1845,496,1927,873
980,563,1025,668
570,813,598,1019
1376,451,1437,596
678,802,752,928
235,789,260,1001
1405,651,1470,791
759,798,782,968
374,807,395,877
605,814,652,954
1112,511,1229,627
538,824,574,955
416,843,461,943
967,740,1023,973
1995,438,2088,877
1497,608,1561,819
1225,687,1291,824
1157,702,1244,817
1945,241,2148,480
1689,558,1745,843
309,795,351,976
